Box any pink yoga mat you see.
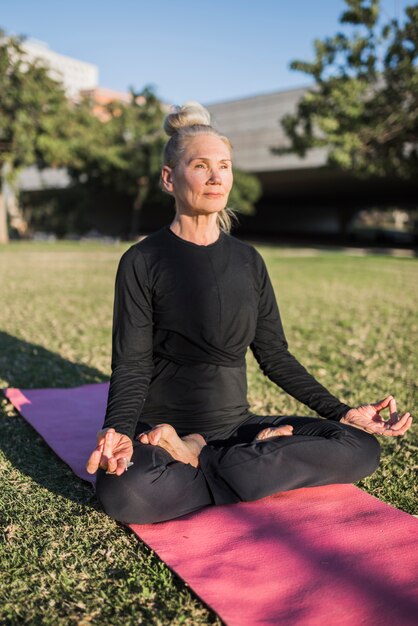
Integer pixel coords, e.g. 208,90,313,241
4,384,418,626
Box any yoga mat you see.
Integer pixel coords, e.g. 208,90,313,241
4,384,418,626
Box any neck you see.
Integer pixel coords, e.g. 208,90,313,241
169,213,220,245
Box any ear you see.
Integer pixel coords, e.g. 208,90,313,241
161,166,174,193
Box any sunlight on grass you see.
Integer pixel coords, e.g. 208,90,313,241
0,240,416,625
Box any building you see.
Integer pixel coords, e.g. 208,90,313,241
206,89,418,239
18,37,98,99
7,35,416,241
9,44,134,197
3,37,97,233
207,87,327,173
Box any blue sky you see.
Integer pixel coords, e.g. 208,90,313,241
1,0,405,105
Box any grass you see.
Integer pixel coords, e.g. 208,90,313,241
0,239,417,625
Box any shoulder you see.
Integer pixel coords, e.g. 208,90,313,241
225,231,257,255
226,232,266,268
118,227,167,267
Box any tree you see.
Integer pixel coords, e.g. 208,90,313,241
0,31,73,243
1,31,261,242
66,88,261,237
273,1,418,180
228,169,261,217
67,86,167,238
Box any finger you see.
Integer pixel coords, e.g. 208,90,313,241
372,396,393,412
99,455,109,471
401,415,413,433
86,448,102,474
388,412,410,431
106,456,118,474
96,428,108,444
388,397,398,424
395,415,413,435
103,429,114,459
115,457,130,476
384,415,413,436
138,432,150,444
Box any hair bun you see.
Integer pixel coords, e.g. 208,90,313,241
163,101,211,137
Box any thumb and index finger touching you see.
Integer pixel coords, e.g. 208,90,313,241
372,395,400,422
370,395,413,434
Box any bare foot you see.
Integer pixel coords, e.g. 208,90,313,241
254,425,294,442
138,424,206,467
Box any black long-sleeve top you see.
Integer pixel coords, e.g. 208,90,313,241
103,225,351,441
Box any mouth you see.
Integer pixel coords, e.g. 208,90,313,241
204,193,223,198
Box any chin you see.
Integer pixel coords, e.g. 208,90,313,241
193,205,225,216
205,200,227,211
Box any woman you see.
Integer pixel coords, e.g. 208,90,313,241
86,102,412,524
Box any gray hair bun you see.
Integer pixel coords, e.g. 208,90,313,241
163,101,211,136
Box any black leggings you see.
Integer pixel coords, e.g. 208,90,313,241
95,414,381,525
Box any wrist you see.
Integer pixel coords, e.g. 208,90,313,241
339,407,355,422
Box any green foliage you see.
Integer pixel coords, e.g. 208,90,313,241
0,31,71,181
0,30,262,239
227,168,262,215
274,1,418,179
0,30,84,242
66,87,166,195
64,90,262,227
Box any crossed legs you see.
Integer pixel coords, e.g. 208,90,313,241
95,415,380,524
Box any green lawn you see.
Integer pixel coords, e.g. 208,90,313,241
1,240,417,626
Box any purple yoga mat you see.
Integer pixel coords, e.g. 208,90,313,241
4,384,418,626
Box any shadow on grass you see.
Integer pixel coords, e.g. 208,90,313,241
0,330,108,389
0,330,108,509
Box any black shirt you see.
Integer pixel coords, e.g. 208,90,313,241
103,225,351,441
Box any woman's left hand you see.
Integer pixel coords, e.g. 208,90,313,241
340,396,413,436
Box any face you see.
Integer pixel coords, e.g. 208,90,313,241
161,134,233,217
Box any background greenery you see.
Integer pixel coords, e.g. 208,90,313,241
0,34,261,243
0,240,416,625
275,1,418,181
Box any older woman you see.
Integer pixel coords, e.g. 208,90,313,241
86,102,412,524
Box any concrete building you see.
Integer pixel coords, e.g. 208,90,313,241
206,89,417,239
207,87,326,173
6,33,416,241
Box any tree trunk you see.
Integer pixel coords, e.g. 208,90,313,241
0,182,9,244
8,189,29,237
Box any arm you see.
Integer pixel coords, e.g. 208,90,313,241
103,246,154,440
249,252,413,436
249,251,351,421
86,246,154,475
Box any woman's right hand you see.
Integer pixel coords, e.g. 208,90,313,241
86,428,133,476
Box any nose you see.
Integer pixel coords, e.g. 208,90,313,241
208,168,222,184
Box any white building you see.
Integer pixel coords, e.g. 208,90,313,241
3,37,99,203
17,37,98,99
